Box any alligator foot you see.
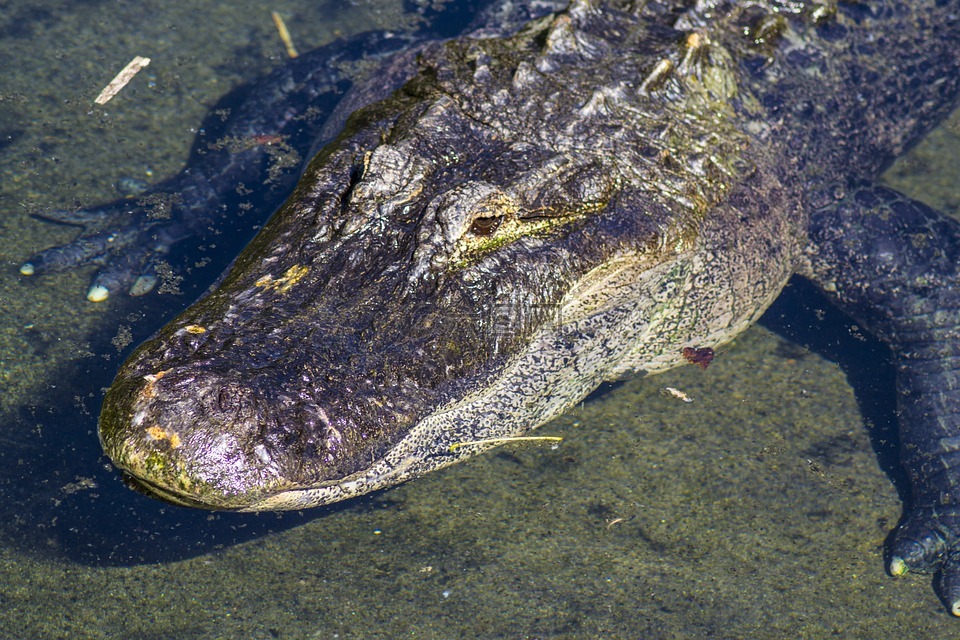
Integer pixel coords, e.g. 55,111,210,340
806,182,960,616
19,29,422,301
889,506,960,615
19,201,186,301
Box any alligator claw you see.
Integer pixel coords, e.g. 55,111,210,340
940,558,960,617
20,226,120,275
889,507,957,574
888,505,960,614
84,244,159,302
21,201,137,272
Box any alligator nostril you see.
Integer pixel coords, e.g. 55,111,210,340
217,387,232,411
215,381,247,413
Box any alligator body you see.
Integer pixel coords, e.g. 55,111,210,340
21,0,960,613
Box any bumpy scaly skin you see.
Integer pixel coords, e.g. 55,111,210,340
24,0,960,613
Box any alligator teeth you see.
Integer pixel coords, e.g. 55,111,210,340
639,59,674,93
678,32,708,77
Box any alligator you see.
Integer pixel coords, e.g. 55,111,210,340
18,0,960,614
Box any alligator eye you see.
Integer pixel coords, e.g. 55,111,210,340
468,215,503,236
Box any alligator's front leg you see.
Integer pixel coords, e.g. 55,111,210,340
804,183,960,614
19,30,418,302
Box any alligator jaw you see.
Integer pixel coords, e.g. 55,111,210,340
121,474,233,511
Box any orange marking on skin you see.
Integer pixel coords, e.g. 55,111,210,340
146,425,181,449
141,368,172,399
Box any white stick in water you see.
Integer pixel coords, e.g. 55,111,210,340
94,56,151,105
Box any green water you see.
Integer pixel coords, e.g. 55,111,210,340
0,0,959,637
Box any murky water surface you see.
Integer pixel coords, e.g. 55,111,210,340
1,1,959,637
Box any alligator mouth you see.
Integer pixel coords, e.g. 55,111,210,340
121,474,241,511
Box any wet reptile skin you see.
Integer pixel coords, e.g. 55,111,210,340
21,0,960,614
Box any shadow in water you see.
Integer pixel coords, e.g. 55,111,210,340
759,275,906,502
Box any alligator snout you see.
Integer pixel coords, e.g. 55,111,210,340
99,335,435,510
99,366,300,509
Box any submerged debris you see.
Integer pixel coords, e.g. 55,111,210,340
682,346,715,369
94,56,151,105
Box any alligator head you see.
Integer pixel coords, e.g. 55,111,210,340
98,3,781,510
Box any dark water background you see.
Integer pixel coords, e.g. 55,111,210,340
0,0,959,637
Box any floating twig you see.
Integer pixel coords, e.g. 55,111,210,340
662,386,694,403
448,436,563,452
94,55,151,105
271,11,299,58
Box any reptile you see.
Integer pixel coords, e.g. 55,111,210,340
18,0,960,614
